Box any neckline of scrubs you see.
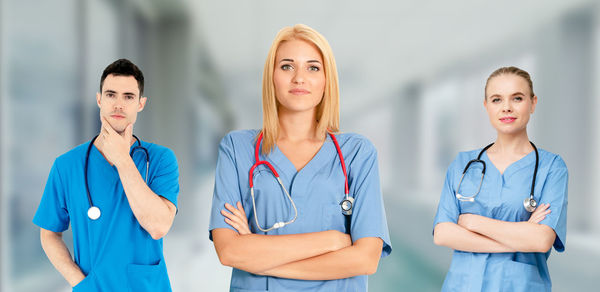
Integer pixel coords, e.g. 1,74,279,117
482,149,536,179
268,135,334,178
90,141,144,172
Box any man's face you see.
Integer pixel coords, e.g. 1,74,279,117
96,74,146,133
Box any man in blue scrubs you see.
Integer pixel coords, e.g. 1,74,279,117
33,59,179,291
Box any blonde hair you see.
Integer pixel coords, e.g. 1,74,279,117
260,24,340,154
485,66,535,98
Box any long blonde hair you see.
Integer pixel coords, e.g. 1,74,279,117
260,24,340,154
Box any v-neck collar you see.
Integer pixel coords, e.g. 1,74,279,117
267,135,334,178
482,150,536,178
89,141,142,173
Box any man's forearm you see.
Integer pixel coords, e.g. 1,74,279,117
116,158,175,239
40,229,85,287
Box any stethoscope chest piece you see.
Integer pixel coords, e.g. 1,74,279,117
523,197,537,213
87,206,101,220
340,196,354,215
85,134,148,221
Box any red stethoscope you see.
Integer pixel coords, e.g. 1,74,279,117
249,131,352,232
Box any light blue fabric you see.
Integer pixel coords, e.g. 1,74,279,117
33,140,179,292
209,129,392,292
433,147,568,292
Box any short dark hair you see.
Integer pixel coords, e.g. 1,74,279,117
100,58,145,96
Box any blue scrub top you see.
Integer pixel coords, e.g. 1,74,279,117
33,140,179,292
209,130,392,292
433,147,568,292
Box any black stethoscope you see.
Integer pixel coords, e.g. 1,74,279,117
455,141,539,212
248,132,352,232
85,134,149,220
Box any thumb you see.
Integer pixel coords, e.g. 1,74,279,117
124,123,133,138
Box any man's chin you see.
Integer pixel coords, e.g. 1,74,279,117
110,124,127,134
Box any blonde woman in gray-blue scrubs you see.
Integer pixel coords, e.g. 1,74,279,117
208,24,392,291
433,66,568,291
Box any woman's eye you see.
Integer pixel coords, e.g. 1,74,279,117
308,66,320,72
514,96,523,101
492,98,501,103
281,64,293,70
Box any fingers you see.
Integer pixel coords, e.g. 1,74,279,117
123,123,133,138
223,216,249,235
101,117,116,134
100,117,116,141
225,202,245,219
531,203,550,217
533,203,549,213
236,201,247,217
100,118,110,136
222,202,251,235
532,212,550,221
528,203,551,223
223,217,251,235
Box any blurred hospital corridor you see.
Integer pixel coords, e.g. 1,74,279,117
2,0,600,291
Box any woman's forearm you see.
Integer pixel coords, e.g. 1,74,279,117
212,228,351,273
459,214,555,252
260,237,383,280
434,222,515,253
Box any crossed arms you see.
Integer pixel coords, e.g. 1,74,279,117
211,202,384,280
433,203,556,253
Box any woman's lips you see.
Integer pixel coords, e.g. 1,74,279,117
289,88,310,95
500,117,516,123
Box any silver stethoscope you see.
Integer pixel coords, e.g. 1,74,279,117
85,134,149,220
248,132,352,232
456,141,539,212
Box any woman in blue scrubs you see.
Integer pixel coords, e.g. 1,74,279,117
209,24,391,291
433,66,568,292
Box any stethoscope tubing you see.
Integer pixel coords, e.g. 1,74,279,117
85,134,149,219
456,141,539,208
249,131,349,232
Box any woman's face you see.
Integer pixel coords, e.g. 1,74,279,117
273,39,326,115
484,74,537,136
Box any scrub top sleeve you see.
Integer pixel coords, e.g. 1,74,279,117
433,158,461,232
33,160,70,232
149,149,180,209
209,134,243,240
347,140,392,258
539,156,568,252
